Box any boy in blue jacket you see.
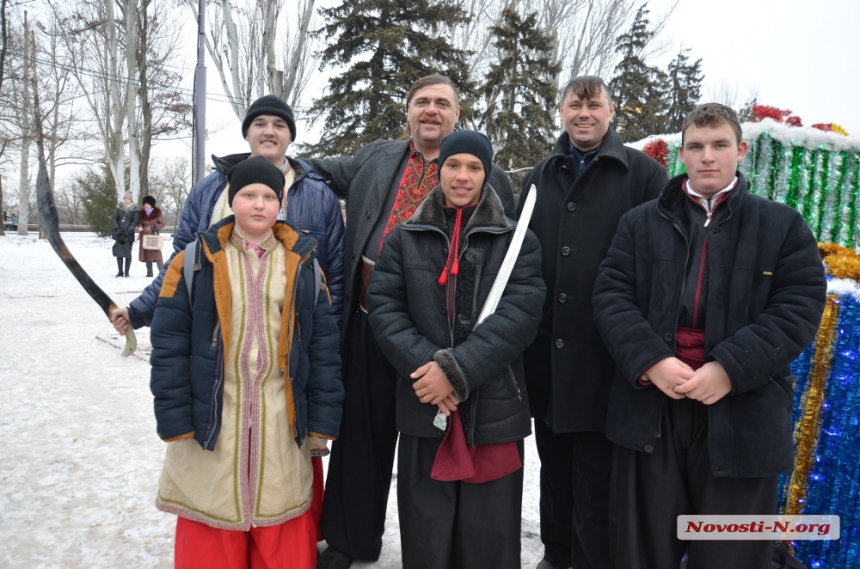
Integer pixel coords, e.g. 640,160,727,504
150,157,343,568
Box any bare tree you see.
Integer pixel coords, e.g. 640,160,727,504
122,0,141,202
14,11,33,234
183,0,319,120
147,155,189,226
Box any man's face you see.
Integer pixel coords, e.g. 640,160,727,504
246,115,291,166
558,87,615,152
230,183,281,240
440,153,484,208
406,84,460,154
680,123,749,198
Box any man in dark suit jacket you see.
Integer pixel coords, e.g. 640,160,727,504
307,74,516,569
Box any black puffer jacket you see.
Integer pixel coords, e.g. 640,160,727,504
367,185,545,446
592,173,827,477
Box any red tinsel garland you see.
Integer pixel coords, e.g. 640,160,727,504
642,138,669,167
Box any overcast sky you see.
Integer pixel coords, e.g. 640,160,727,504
197,0,860,161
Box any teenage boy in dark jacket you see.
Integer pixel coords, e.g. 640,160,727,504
367,130,545,569
110,95,345,331
592,103,827,569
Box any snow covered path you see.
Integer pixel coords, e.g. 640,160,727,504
0,232,544,568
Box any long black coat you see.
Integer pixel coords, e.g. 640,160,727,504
112,202,139,258
592,173,826,477
367,185,545,446
519,130,666,433
306,140,517,340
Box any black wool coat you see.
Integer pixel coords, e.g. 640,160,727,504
592,173,827,477
367,185,545,446
519,129,667,433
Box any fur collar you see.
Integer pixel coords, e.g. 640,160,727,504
139,206,162,220
405,183,511,235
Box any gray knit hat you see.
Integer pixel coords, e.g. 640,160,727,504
241,95,297,142
438,130,494,180
227,156,285,206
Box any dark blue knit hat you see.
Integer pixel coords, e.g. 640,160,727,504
438,130,494,179
241,95,297,142
227,156,285,206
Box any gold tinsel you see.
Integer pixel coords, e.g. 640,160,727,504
819,243,860,281
783,297,840,518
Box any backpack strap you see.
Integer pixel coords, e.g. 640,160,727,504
312,257,322,313
183,237,202,301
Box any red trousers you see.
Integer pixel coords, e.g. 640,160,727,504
174,457,325,569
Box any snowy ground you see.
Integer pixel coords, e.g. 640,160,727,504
0,232,544,568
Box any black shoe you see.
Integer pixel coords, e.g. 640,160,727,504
317,547,354,569
115,272,123,277
146,272,153,277
124,272,130,277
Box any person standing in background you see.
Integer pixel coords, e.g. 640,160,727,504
112,192,138,278
137,195,166,277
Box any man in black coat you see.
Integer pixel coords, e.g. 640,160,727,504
518,76,667,569
306,75,516,569
592,103,827,569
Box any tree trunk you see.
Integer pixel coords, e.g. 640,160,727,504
106,0,126,201
17,15,32,235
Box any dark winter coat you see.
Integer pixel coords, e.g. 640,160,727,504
366,185,545,446
112,202,139,258
127,154,345,329
592,173,826,477
149,217,344,450
518,129,667,433
137,206,166,262
306,139,517,340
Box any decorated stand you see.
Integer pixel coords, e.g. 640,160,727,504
638,121,860,568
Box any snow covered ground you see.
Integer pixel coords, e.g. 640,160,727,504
0,232,544,568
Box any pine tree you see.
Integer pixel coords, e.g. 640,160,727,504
80,163,122,238
302,0,470,157
481,5,560,189
609,4,666,142
665,48,703,133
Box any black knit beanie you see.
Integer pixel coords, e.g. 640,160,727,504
142,195,156,207
438,130,494,180
241,95,297,142
227,156,285,206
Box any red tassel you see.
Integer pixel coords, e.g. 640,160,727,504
438,267,448,286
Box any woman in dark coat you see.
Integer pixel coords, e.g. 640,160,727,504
112,191,139,277
137,195,166,277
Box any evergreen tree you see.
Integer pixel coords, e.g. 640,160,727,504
665,48,703,132
481,5,560,189
303,0,470,158
609,4,666,142
80,163,122,238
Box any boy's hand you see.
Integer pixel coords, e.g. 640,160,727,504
643,357,695,400
674,361,732,405
411,361,456,406
435,394,459,416
110,307,130,335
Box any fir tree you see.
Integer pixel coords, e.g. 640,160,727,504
302,0,470,157
481,5,560,189
665,48,703,133
80,163,123,238
609,4,666,142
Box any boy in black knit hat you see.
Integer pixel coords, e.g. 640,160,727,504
149,155,343,568
366,130,546,568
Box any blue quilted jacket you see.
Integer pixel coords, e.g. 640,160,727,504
128,153,345,329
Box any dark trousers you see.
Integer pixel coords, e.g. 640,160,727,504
534,420,613,569
320,310,398,561
611,398,776,569
397,434,524,569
